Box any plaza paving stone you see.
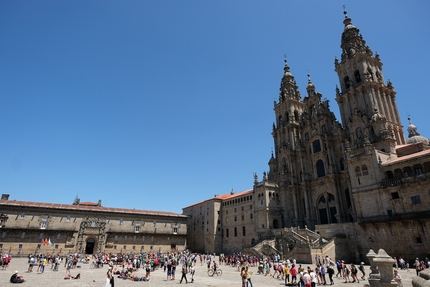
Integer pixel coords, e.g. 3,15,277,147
0,257,416,286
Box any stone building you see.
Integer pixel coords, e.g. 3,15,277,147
183,190,256,255
0,194,188,256
183,11,430,262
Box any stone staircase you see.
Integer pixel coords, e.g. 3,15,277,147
246,227,335,263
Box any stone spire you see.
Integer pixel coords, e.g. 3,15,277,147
278,59,301,103
340,9,372,62
306,73,316,97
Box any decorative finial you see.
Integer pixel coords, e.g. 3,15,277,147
342,4,347,16
284,54,287,65
307,73,311,83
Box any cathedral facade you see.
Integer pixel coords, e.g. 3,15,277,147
184,11,430,262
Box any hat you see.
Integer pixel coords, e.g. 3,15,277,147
361,262,364,265
15,270,18,274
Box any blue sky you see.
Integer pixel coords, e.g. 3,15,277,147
1,1,429,214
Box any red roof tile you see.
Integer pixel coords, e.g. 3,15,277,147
0,199,186,218
182,189,253,209
382,149,430,166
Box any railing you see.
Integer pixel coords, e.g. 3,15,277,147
380,178,402,188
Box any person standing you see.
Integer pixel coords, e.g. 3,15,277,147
179,265,188,284
320,264,327,285
145,261,151,280
359,262,366,280
41,257,47,273
284,263,290,284
310,268,318,287
303,270,311,287
167,259,172,280
190,265,195,283
240,267,246,287
245,266,253,287
27,255,35,273
327,265,334,285
110,267,115,287
393,270,403,287
335,260,341,277
105,267,113,287
414,258,421,276
172,259,177,280
350,263,359,283
291,264,298,284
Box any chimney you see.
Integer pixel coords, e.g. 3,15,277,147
97,199,102,206
1,194,10,200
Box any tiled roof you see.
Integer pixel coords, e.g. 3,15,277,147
182,189,253,209
0,199,187,218
382,149,430,166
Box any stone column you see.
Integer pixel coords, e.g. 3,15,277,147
370,249,398,287
372,249,396,284
366,249,380,279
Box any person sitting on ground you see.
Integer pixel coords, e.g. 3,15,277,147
64,273,81,280
10,270,25,283
128,271,138,280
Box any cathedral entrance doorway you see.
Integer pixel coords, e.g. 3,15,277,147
317,193,337,224
85,238,96,254
273,219,280,229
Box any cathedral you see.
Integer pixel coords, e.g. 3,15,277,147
183,11,430,262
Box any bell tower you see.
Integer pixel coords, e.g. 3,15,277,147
272,59,305,157
334,10,405,149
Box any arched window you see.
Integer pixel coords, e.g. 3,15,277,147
414,164,423,175
403,166,413,177
355,166,362,177
354,70,361,83
344,76,350,89
361,165,368,176
367,68,374,81
394,168,403,179
316,160,325,178
376,71,381,80
294,110,299,121
285,112,290,123
385,170,394,179
340,158,345,171
313,140,321,153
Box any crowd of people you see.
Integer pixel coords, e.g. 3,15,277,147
2,250,429,285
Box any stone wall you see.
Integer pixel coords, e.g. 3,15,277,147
0,203,187,256
316,220,430,264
